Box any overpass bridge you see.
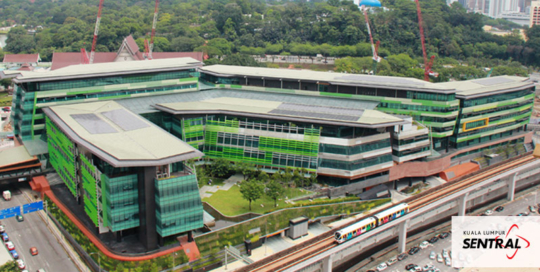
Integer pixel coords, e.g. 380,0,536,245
270,156,540,272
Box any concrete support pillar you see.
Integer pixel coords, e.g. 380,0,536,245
321,254,333,272
457,193,469,216
397,220,408,253
507,173,517,201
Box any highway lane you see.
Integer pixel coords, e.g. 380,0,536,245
0,187,78,272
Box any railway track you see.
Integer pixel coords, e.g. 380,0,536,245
243,155,537,272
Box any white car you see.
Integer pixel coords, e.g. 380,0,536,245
442,249,449,259
0,225,4,233
437,253,443,263
16,259,25,269
419,241,430,249
485,209,493,215
429,251,436,259
376,262,388,271
445,257,452,266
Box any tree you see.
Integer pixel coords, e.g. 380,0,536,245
0,261,19,272
4,26,36,54
258,171,270,183
211,158,231,178
266,180,284,207
222,54,261,67
240,179,264,211
235,161,255,180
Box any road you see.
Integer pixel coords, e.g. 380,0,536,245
363,186,540,272
0,186,78,272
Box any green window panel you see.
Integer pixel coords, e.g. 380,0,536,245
320,139,391,155
379,102,459,113
155,174,203,237
46,117,77,197
464,120,488,130
259,137,319,157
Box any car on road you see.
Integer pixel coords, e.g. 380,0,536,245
16,215,24,222
376,263,388,271
437,253,443,263
423,264,434,271
16,259,25,269
484,209,493,215
10,249,18,259
428,236,439,244
445,257,451,266
397,253,408,261
408,246,420,255
0,225,4,233
30,247,38,256
1,107,10,112
413,265,422,271
1,233,8,242
419,241,430,249
494,206,504,212
5,241,14,250
517,212,529,216
438,232,450,239
386,256,397,266
529,206,536,213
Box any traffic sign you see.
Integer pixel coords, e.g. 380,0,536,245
0,206,20,219
22,201,43,214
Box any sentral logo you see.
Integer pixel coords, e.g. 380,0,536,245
452,217,540,267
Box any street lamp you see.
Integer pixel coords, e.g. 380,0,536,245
89,252,101,272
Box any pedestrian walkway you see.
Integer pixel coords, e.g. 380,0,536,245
200,174,244,198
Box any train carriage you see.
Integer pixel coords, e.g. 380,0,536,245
334,217,376,244
373,203,409,226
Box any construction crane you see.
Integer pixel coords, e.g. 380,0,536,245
356,0,382,75
89,0,105,64
414,0,436,81
81,48,89,64
144,0,160,60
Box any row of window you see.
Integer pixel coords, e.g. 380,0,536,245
319,154,392,171
155,197,202,214
464,120,488,130
200,73,456,101
462,88,534,107
454,127,524,149
36,83,197,104
395,134,429,146
392,146,430,157
26,70,196,92
460,99,533,119
319,139,391,155
379,102,458,113
458,117,529,137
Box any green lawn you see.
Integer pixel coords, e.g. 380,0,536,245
203,185,313,216
0,93,11,107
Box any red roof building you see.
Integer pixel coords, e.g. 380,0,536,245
3,54,41,67
51,35,203,70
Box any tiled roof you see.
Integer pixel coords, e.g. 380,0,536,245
51,52,117,70
125,35,140,54
3,54,40,63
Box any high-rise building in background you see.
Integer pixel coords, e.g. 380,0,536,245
530,0,540,26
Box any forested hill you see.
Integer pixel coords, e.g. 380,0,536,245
1,0,539,75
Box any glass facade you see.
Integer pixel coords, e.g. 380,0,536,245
319,154,392,171
319,139,391,155
462,88,534,107
22,70,196,92
155,173,203,237
101,173,140,232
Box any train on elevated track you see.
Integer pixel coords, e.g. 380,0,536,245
335,203,409,244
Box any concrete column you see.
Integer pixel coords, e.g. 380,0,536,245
321,254,333,272
507,173,517,201
457,193,469,216
397,220,408,253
